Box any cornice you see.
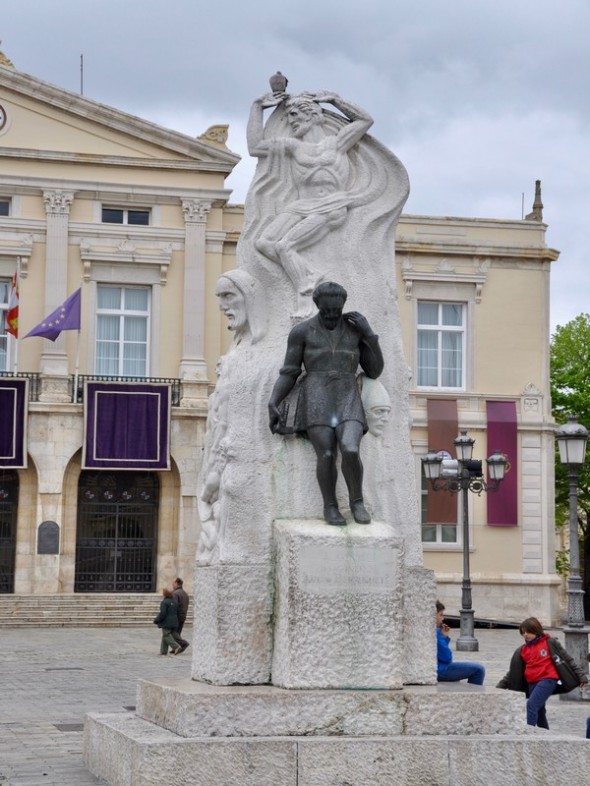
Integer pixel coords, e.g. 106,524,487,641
0,146,236,174
0,65,240,169
396,238,560,263
0,173,232,206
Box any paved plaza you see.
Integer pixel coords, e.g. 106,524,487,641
1,625,589,785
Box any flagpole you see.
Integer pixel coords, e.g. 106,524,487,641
12,257,20,374
73,327,81,403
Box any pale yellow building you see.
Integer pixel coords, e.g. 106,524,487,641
0,55,561,623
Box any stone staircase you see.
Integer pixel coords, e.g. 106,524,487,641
0,593,178,627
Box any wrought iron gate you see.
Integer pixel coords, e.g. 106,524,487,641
0,471,18,593
75,472,158,592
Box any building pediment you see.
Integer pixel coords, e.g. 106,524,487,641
0,65,240,172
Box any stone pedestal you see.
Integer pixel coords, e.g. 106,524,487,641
272,520,404,689
84,682,590,786
191,564,274,685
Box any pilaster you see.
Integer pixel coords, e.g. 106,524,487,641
40,190,73,377
180,199,211,381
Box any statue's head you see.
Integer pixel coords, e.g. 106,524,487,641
215,270,267,343
285,95,323,138
360,376,392,437
313,281,347,330
216,276,247,333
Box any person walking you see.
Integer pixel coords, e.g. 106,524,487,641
153,587,181,656
497,616,587,729
171,577,190,654
436,601,486,685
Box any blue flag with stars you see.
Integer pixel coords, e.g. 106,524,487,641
24,288,81,341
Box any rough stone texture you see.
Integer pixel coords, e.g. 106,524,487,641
84,713,297,786
85,712,590,786
136,679,405,737
296,735,590,786
402,565,438,685
272,520,404,689
403,685,528,735
191,564,274,685
136,680,524,739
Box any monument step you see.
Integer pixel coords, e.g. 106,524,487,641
84,709,590,786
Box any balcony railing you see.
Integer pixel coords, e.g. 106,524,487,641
0,371,41,401
72,375,182,406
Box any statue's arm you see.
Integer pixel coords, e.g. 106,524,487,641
247,93,286,156
314,91,373,150
268,326,305,432
359,334,384,379
345,311,384,379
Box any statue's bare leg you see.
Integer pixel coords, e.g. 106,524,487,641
307,425,345,525
277,209,347,304
336,421,371,524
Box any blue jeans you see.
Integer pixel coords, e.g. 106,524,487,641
527,678,558,728
586,716,590,739
438,662,486,685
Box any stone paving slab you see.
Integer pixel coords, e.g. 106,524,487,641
1,626,589,785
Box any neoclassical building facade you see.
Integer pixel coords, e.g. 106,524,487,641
0,53,561,623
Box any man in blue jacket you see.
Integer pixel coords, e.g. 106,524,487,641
436,601,485,685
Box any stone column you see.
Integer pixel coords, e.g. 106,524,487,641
40,190,74,387
180,199,211,381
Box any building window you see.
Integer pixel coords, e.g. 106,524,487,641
0,199,9,217
421,475,460,545
96,286,149,376
417,301,465,388
101,207,150,225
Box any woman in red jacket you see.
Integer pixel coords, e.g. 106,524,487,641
497,617,587,728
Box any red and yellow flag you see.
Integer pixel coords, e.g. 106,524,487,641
6,272,18,337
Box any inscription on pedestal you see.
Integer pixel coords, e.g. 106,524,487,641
298,543,398,594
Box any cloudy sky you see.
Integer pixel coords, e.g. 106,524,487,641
3,0,588,332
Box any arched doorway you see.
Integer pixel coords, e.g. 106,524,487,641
0,470,18,593
75,471,159,592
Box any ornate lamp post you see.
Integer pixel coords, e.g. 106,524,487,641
422,432,508,652
555,416,590,698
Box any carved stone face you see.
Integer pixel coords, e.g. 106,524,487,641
287,104,319,138
216,279,246,332
367,405,391,437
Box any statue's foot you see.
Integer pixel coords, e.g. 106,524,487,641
299,271,323,296
292,293,315,320
350,499,371,524
324,504,346,526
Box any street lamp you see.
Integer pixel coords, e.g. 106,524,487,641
555,416,590,698
422,432,508,652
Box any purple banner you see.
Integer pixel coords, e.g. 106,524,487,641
0,378,27,468
83,382,171,470
426,398,458,524
486,400,518,527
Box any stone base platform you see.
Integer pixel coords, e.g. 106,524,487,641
83,681,590,785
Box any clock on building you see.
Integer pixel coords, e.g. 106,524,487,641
0,103,7,132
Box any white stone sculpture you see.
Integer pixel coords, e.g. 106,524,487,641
193,80,427,688
359,374,392,437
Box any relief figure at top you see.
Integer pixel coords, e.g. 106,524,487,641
247,87,374,316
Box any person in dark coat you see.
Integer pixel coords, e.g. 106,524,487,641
171,577,190,654
497,616,587,728
153,587,181,655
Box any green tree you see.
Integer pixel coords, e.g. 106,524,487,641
550,313,590,617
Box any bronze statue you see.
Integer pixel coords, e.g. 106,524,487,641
268,281,383,525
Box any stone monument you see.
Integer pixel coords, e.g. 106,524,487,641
84,76,590,786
